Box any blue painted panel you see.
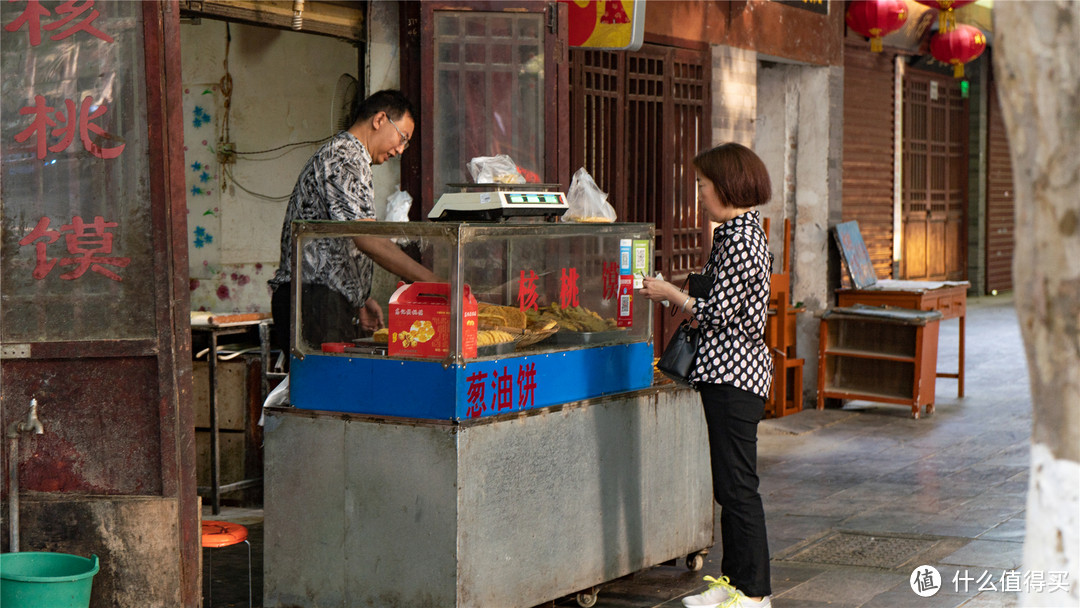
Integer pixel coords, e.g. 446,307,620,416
290,342,654,420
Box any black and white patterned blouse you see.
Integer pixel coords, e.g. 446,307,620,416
269,132,375,308
689,210,774,399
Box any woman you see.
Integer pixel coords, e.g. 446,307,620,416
640,143,774,608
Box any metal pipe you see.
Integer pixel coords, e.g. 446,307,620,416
6,399,45,553
8,435,18,552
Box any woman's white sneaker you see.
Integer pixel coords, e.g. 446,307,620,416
682,575,736,607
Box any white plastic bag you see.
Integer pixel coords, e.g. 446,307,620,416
565,167,616,222
259,375,289,426
385,186,412,222
468,154,525,184
384,187,415,245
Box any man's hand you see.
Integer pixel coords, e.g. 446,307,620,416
352,234,440,284
359,297,384,333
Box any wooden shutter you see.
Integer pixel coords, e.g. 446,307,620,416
841,40,896,280
985,78,1014,293
570,43,709,350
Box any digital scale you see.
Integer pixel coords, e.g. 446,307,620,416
428,183,569,221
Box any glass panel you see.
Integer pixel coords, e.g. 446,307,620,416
491,43,511,66
464,43,486,64
489,16,512,38
436,14,458,36
1,0,154,342
465,17,486,37
290,222,656,419
433,11,545,200
294,221,653,360
438,43,459,64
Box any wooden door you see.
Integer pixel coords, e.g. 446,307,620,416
0,1,197,603
901,69,967,281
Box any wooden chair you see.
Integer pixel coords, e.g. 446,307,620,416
763,218,805,418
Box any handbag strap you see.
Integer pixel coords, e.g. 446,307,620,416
668,277,700,331
669,276,690,318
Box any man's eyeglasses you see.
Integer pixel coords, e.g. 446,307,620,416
386,115,410,151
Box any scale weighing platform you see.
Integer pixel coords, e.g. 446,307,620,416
428,183,569,221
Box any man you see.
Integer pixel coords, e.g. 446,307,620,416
268,89,438,360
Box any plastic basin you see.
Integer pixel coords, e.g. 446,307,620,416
1,552,99,608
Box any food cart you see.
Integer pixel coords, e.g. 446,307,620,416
262,217,713,607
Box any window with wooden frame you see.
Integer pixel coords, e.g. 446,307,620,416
403,1,569,218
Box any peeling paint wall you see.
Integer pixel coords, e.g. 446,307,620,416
18,496,181,608
754,60,843,404
179,20,356,313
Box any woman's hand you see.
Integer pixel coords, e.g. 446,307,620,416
639,275,684,306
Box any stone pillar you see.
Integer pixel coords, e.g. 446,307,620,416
752,60,843,406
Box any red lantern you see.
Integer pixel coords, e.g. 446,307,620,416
930,24,986,78
914,0,977,33
846,0,909,53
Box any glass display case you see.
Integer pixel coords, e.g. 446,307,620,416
287,220,656,420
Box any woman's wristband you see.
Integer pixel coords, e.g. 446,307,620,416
681,295,693,313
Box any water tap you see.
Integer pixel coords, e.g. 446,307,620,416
7,399,44,438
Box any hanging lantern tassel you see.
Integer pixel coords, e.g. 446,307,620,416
939,7,955,33
914,0,977,33
846,0,908,53
930,24,986,78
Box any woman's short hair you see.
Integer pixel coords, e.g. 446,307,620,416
692,143,771,208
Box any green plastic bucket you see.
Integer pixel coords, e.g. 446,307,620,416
0,552,99,608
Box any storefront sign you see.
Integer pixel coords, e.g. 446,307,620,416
465,362,539,418
2,1,155,342
18,215,131,281
562,0,644,51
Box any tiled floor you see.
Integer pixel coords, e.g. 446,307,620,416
205,295,1067,608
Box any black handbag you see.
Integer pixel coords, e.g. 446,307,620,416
687,272,714,299
657,319,700,385
657,274,701,385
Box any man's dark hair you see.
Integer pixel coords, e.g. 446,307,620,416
353,89,415,125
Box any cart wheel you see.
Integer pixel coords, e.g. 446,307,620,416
576,586,599,607
686,551,705,571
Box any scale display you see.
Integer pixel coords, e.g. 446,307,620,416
428,183,569,221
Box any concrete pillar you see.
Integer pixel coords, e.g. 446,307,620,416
753,60,843,406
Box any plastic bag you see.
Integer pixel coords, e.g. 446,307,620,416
468,154,525,184
565,167,616,222
385,186,412,222
384,187,415,245
259,375,289,426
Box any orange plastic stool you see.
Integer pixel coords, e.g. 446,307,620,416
201,520,251,608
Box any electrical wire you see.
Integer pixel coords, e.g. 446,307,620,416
223,165,292,202
232,137,330,156
219,23,233,190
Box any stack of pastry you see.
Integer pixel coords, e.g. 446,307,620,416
477,304,527,330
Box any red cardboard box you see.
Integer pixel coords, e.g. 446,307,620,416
388,282,478,359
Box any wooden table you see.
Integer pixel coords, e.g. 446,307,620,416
817,306,943,418
836,280,969,397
